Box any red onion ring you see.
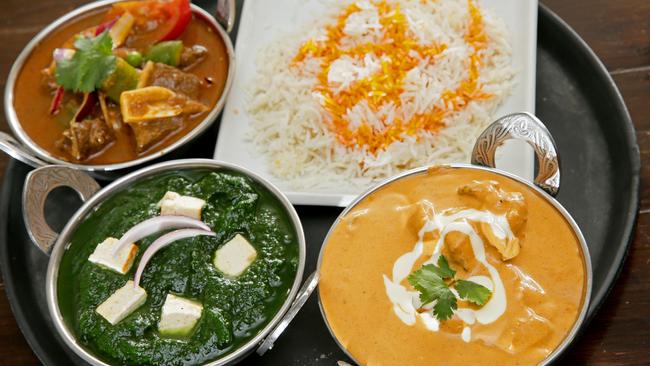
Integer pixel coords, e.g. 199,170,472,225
112,216,211,255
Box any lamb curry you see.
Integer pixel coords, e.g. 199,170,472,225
320,167,587,366
13,0,229,164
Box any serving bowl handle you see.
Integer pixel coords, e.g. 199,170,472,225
215,0,236,33
257,271,320,355
22,165,101,255
471,112,561,197
0,132,47,168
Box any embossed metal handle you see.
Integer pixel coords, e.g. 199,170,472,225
257,271,319,355
0,132,47,168
22,166,101,254
215,0,236,33
471,112,561,196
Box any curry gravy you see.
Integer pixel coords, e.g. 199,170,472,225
319,167,587,366
13,8,228,165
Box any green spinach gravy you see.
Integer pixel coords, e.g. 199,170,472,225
57,169,299,365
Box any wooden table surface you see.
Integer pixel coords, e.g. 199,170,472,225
0,0,649,365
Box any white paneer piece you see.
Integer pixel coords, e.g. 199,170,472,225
88,237,138,275
213,234,257,277
96,281,147,325
157,191,206,220
158,294,203,336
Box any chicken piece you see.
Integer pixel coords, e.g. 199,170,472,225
56,118,114,161
480,222,520,261
146,62,204,99
458,181,527,233
441,231,477,272
458,181,527,261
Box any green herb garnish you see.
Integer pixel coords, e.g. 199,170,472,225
55,31,116,93
407,255,492,321
456,279,492,306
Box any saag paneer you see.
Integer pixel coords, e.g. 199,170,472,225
57,170,298,365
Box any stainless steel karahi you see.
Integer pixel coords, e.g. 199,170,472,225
1,0,236,179
21,159,308,366
262,113,594,365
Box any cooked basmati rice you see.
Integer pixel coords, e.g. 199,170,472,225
247,0,515,191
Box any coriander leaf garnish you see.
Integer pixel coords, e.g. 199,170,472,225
432,255,455,280
407,255,493,321
55,31,116,93
433,293,457,321
408,264,455,306
456,280,492,306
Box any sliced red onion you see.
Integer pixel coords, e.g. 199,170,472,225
134,229,215,288
112,215,211,255
53,48,75,61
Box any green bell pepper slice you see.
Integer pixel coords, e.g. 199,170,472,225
145,40,183,67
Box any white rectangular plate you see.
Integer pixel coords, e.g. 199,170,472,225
215,0,538,206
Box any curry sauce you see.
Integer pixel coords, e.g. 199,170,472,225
13,7,228,165
320,167,587,366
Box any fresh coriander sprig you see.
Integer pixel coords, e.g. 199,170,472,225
407,255,492,321
55,30,116,93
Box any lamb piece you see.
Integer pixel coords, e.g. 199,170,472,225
56,118,114,161
120,86,208,123
127,116,183,152
146,63,203,100
180,45,208,69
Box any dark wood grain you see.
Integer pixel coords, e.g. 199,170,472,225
0,1,649,365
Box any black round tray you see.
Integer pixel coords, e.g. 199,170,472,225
0,3,639,365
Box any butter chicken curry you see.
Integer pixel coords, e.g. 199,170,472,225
13,0,228,164
320,167,587,365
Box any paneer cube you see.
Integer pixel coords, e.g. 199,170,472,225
157,191,206,220
158,294,203,336
96,281,147,325
213,234,257,277
88,237,138,274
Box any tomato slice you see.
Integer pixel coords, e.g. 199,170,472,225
160,0,191,41
105,0,191,46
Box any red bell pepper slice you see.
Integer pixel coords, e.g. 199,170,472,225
94,18,118,36
49,87,65,115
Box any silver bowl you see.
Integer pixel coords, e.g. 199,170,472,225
276,112,593,365
22,158,307,366
1,0,236,179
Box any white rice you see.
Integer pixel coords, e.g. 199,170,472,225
246,0,515,192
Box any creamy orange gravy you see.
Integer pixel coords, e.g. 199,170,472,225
320,167,587,366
